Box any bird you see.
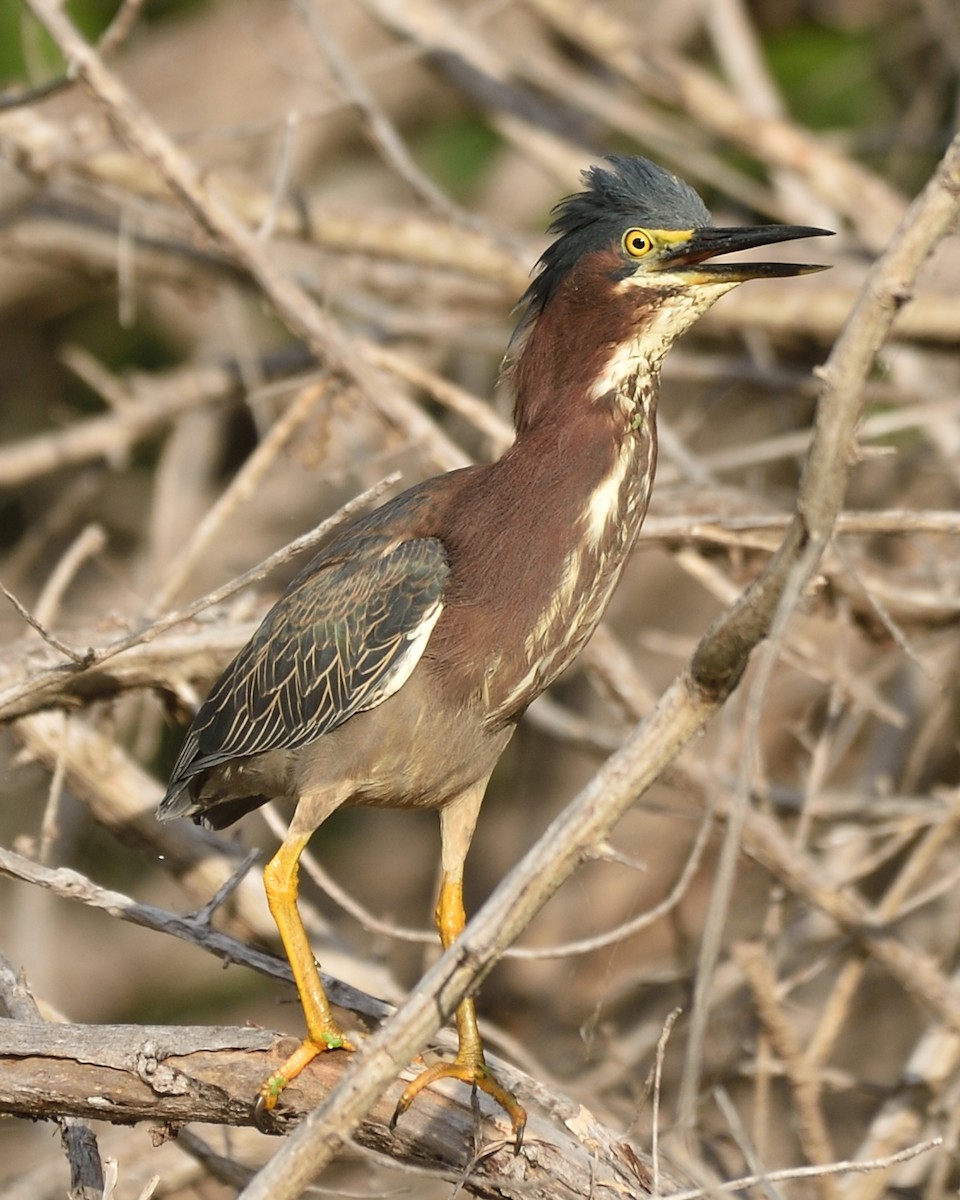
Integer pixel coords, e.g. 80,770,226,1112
158,155,830,1149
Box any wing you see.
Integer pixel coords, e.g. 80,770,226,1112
161,535,448,804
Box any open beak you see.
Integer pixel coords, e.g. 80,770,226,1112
662,224,834,281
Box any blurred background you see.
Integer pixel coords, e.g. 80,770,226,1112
1,0,959,1195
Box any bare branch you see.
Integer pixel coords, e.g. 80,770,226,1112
664,1140,941,1200
0,953,106,1200
0,475,398,721
0,583,89,664
0,1018,663,1200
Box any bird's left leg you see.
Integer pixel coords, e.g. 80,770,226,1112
392,782,527,1150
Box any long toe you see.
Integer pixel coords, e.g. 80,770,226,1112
254,1031,355,1125
392,1058,526,1152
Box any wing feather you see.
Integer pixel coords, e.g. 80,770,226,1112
161,535,448,806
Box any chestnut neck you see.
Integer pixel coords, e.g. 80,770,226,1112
507,255,670,443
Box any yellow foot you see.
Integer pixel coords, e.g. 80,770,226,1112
253,1028,355,1131
391,1058,526,1153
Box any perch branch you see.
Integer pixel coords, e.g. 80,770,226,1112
0,1017,660,1200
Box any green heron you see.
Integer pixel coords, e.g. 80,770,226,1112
159,156,829,1147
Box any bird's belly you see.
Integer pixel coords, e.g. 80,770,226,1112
291,669,513,812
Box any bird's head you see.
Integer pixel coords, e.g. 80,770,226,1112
507,156,831,430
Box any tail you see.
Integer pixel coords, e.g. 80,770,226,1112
156,778,198,823
157,773,271,830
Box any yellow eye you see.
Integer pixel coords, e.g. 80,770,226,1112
622,227,653,258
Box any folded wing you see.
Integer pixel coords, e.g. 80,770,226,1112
159,535,448,817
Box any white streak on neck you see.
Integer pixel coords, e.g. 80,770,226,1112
590,280,737,402
584,437,635,547
589,337,655,403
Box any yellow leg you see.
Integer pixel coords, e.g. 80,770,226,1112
392,791,526,1151
253,832,354,1125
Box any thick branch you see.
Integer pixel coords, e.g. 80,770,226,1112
0,1019,659,1200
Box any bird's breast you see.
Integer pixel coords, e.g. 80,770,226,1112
476,392,658,723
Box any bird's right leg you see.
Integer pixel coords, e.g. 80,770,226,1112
254,829,354,1124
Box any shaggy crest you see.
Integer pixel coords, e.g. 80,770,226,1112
513,156,712,337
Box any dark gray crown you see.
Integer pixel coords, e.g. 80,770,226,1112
516,156,712,327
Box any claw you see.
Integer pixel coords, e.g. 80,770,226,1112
256,1068,289,1113
252,1088,281,1133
